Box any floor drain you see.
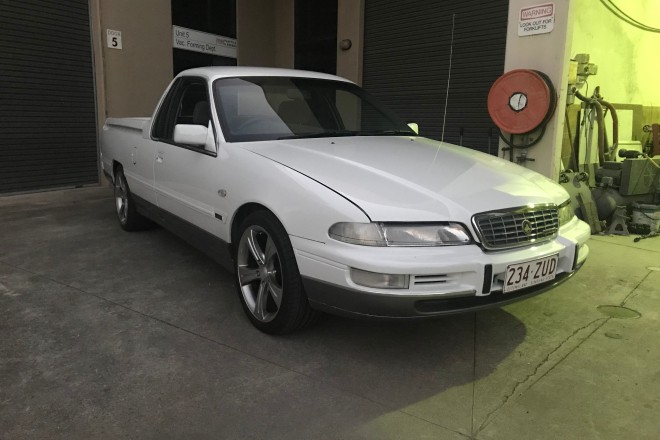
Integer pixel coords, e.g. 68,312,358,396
597,305,641,319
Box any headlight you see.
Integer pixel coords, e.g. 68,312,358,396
328,222,471,246
558,200,575,227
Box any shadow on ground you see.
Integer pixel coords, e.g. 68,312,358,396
0,189,528,439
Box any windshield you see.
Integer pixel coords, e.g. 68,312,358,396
212,76,416,142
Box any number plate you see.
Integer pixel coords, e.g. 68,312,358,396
504,254,558,293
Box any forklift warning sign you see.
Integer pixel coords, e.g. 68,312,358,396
518,3,555,36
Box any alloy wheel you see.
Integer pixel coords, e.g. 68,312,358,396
236,225,284,323
115,174,128,224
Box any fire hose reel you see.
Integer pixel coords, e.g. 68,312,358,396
488,69,557,137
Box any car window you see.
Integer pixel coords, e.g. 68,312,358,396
175,83,209,126
152,77,212,146
152,79,181,140
213,77,415,142
334,89,394,133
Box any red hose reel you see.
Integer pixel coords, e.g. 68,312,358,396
488,69,557,135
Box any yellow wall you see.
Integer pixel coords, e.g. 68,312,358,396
336,0,365,85
571,0,660,107
91,0,173,119
236,0,294,68
237,0,365,85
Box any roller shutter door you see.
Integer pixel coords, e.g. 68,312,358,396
0,0,97,194
363,0,507,154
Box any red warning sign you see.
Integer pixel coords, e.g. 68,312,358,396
519,3,555,36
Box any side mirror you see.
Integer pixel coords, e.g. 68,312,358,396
407,122,419,135
174,124,209,147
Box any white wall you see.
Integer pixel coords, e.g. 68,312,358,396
500,0,575,179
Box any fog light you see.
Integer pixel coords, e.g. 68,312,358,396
575,243,589,268
350,268,409,289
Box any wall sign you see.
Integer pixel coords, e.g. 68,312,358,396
106,29,122,49
173,26,237,59
518,3,555,36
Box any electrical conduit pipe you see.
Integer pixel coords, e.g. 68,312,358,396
573,89,605,166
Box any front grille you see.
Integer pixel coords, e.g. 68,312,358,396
472,206,559,250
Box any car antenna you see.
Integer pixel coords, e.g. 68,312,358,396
441,13,455,144
433,13,455,165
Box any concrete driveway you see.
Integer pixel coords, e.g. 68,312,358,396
1,187,658,439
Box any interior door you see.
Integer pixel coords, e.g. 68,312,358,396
294,0,337,75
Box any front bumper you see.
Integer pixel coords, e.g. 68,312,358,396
293,217,590,319
302,269,581,318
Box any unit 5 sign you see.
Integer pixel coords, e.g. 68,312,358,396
172,26,237,59
107,29,122,50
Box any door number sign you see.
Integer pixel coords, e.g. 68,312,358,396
107,29,122,50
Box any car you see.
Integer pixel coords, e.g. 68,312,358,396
100,67,591,334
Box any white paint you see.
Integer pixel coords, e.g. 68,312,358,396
106,29,122,50
518,3,555,36
100,67,591,320
173,26,237,59
501,0,574,179
617,110,634,142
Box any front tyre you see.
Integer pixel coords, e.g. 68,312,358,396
235,211,317,334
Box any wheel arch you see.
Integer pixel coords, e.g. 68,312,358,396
111,160,123,182
231,204,319,333
231,202,281,250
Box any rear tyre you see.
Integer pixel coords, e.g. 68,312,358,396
235,211,318,334
113,167,153,231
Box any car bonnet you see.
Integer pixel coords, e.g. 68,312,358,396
242,136,568,222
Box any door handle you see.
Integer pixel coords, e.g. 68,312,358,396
156,152,164,164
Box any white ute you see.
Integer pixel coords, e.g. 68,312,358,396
100,67,591,334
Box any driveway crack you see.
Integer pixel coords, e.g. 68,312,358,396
474,317,607,435
619,271,651,306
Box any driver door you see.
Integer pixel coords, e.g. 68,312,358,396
151,77,227,235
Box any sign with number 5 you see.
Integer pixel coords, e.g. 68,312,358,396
107,29,122,50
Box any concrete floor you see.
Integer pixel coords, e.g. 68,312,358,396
0,186,658,440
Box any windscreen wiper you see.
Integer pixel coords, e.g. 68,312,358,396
277,129,415,140
277,130,361,140
357,130,416,136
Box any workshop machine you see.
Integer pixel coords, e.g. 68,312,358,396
487,53,660,240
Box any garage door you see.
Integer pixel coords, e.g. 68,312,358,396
0,0,97,194
363,0,508,154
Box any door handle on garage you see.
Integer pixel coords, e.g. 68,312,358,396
156,152,164,163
